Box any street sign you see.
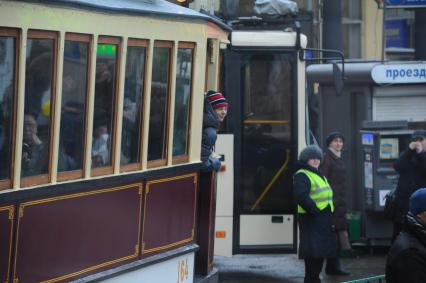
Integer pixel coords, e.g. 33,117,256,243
371,63,426,84
385,20,409,48
386,0,426,8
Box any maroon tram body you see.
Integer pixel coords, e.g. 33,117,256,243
1,166,207,281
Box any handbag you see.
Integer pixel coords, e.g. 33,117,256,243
383,189,397,220
337,230,351,251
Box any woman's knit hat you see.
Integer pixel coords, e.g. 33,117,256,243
326,131,344,147
206,90,228,110
409,188,426,216
299,145,323,164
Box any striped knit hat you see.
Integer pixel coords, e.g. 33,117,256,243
206,90,228,110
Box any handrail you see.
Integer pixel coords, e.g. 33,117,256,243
243,120,290,124
250,150,291,211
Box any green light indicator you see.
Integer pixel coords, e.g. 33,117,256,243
97,44,117,56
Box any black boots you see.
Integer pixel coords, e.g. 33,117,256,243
325,258,350,276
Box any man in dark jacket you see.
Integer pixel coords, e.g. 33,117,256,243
392,131,426,239
386,188,426,283
200,90,228,172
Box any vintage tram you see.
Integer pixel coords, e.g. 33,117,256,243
0,0,229,282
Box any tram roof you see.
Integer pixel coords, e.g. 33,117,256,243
16,0,231,32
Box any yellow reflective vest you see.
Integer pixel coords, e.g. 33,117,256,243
296,169,334,214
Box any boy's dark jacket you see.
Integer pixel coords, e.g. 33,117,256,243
200,98,220,172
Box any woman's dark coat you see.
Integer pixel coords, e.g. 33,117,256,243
321,148,348,231
393,149,426,224
386,213,426,283
294,163,337,259
200,98,221,172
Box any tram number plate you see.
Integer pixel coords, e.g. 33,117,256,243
177,258,189,283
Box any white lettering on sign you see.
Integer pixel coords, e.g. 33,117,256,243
371,63,426,84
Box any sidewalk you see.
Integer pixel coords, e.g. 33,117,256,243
215,250,387,283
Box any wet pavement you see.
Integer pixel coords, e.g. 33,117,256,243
215,248,387,283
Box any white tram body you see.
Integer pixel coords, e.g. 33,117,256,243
215,28,308,256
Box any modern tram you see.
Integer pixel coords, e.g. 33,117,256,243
0,0,229,282
214,20,309,256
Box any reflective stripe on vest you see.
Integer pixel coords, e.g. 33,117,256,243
296,169,334,214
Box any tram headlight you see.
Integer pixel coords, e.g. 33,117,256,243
173,0,194,7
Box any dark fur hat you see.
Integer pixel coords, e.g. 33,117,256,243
299,145,323,164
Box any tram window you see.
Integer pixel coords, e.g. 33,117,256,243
244,54,292,121
0,29,18,189
120,39,147,170
241,53,293,213
172,43,194,162
147,41,172,165
58,34,90,180
21,31,57,185
91,37,120,174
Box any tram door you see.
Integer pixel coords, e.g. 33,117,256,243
223,49,297,253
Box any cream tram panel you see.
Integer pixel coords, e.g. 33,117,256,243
114,38,129,173
231,31,307,48
240,215,294,245
50,33,66,182
12,29,27,188
214,134,234,257
0,1,228,189
297,52,307,154
141,41,154,171
100,252,195,283
166,43,178,166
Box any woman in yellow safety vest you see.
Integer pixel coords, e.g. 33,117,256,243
293,145,337,283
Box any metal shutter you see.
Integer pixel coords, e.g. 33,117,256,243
373,86,426,121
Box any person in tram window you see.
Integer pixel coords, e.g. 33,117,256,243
91,111,110,168
386,188,426,283
293,145,337,283
0,40,13,179
0,85,12,180
21,112,46,176
58,101,83,172
321,132,350,276
200,90,228,172
392,130,426,240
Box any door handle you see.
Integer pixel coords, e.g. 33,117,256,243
271,216,283,223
